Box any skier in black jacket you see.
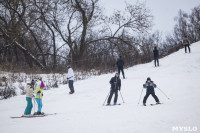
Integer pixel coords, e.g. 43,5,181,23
107,73,121,105
116,56,125,79
143,77,160,106
153,47,159,67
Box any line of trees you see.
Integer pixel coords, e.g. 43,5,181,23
0,0,200,73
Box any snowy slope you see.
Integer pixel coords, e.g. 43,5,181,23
0,42,200,133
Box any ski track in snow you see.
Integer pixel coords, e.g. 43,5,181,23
0,42,200,133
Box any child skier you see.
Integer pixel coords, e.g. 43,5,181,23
143,77,160,106
107,73,121,105
34,81,44,115
24,82,34,115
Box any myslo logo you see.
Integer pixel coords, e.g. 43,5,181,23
172,126,198,132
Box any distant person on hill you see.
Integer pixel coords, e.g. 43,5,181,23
153,46,159,67
67,65,75,94
143,77,160,106
24,81,34,115
116,56,125,79
182,37,191,53
107,73,121,105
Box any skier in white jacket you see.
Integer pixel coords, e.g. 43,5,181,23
67,65,75,94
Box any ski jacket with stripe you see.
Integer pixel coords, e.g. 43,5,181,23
143,81,157,93
67,68,74,81
34,87,43,99
110,76,121,90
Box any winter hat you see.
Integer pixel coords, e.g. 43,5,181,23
40,81,45,88
31,79,35,86
147,77,151,81
67,65,71,69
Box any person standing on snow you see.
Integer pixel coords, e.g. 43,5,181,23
24,81,34,115
182,37,191,53
107,73,121,105
153,46,159,67
143,77,160,106
67,65,75,94
34,81,44,115
116,56,125,79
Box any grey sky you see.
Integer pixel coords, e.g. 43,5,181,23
99,0,200,35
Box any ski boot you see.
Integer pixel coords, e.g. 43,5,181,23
69,92,74,94
106,103,111,106
143,103,146,106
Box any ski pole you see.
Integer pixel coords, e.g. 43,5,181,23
33,97,36,113
157,87,170,100
119,90,125,103
103,91,110,106
137,88,144,105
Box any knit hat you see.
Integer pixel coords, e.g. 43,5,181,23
67,65,71,69
31,79,35,86
147,77,151,81
40,81,45,88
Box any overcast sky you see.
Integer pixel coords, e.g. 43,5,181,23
99,0,200,36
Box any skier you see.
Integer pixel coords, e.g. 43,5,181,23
116,56,125,79
24,81,34,115
34,81,44,115
143,77,160,106
67,65,75,94
107,73,121,105
182,37,191,53
153,46,159,67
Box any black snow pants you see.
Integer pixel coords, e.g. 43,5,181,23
143,92,159,104
185,45,191,53
107,89,118,104
154,57,159,67
118,66,125,78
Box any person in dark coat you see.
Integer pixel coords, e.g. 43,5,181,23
153,46,159,67
182,37,191,53
143,77,160,106
107,73,121,105
116,56,125,79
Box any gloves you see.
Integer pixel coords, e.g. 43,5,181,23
118,87,121,91
37,91,41,93
42,93,43,96
143,84,146,88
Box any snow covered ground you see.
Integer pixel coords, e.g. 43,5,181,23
0,42,200,133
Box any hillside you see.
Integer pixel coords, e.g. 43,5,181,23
0,42,200,133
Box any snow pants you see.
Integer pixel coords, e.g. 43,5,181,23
185,45,191,53
35,98,42,113
143,92,159,104
107,89,118,104
24,97,33,115
118,66,125,78
154,57,159,67
68,80,75,93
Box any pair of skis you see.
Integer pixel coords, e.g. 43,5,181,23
105,103,121,106
10,113,56,119
149,103,163,106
